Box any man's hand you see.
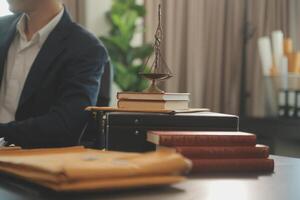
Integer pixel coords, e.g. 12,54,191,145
0,137,7,147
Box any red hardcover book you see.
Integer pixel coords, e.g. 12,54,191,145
165,144,269,159
147,131,256,147
191,158,274,173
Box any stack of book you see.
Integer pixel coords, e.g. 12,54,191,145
147,131,274,173
117,92,190,111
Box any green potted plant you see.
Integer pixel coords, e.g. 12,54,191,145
100,0,153,92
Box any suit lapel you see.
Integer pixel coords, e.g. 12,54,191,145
0,16,19,85
18,10,74,107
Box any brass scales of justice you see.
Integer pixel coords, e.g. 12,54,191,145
139,4,173,94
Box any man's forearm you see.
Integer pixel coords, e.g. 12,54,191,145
0,110,84,148
0,124,7,138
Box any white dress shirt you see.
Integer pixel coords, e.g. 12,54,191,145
0,8,64,123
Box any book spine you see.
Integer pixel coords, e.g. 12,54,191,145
159,135,256,146
191,158,274,173
174,146,269,159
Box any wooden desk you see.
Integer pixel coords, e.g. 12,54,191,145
0,155,299,200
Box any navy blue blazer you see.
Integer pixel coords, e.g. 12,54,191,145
0,10,108,148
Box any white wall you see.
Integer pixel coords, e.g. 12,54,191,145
81,0,144,43
82,0,112,37
0,1,11,17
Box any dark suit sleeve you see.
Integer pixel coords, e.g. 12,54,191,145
0,44,107,148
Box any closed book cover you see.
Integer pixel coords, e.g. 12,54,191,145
190,158,274,173
117,92,190,101
158,144,269,159
118,99,189,110
147,131,256,147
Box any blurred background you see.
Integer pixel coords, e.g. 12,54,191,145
1,0,300,157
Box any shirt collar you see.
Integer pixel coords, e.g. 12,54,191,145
16,8,64,48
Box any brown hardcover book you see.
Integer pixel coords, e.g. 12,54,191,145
118,99,189,110
117,92,190,101
147,131,256,146
191,158,274,173
162,144,270,159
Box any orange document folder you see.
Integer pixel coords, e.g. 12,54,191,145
0,147,191,192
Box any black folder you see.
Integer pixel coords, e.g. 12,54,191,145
95,112,239,152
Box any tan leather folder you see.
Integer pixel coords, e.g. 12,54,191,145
85,106,209,114
0,147,191,191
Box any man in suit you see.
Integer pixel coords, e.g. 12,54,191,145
0,0,108,148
